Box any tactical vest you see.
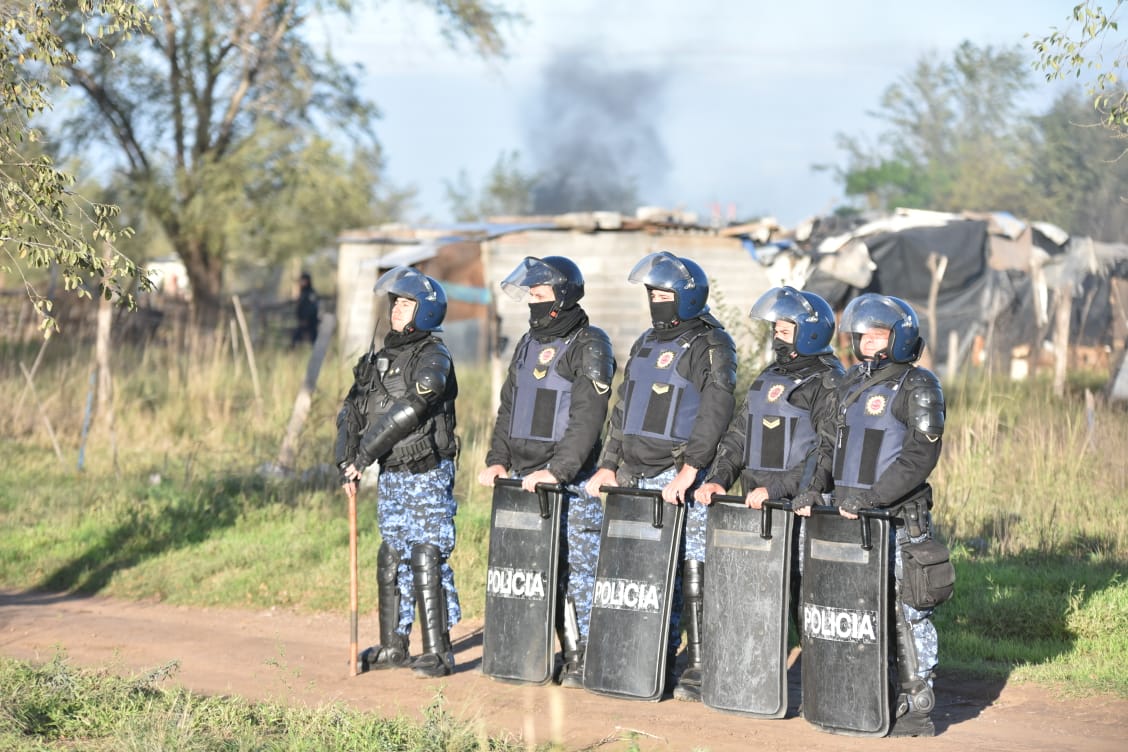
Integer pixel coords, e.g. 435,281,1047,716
622,331,702,442
833,371,910,492
509,332,577,442
366,338,456,471
742,369,819,473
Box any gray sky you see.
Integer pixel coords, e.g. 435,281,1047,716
325,1,1090,227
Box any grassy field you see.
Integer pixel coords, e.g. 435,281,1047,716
1,335,1126,706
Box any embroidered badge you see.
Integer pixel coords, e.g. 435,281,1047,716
865,394,887,416
652,383,670,395
766,384,786,403
763,417,781,429
656,350,676,369
593,380,610,395
533,367,547,380
538,347,556,365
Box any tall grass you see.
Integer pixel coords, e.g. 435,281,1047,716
0,653,524,751
1,335,1127,695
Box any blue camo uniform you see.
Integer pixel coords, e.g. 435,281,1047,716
593,251,736,702
334,266,461,679
484,256,616,688
801,293,947,738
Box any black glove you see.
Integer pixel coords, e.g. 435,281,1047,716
337,460,353,487
838,490,878,514
791,490,822,510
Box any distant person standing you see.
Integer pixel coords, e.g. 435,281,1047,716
292,271,320,346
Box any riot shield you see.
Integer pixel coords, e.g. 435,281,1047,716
583,486,685,701
481,478,563,685
702,496,793,718
800,506,896,737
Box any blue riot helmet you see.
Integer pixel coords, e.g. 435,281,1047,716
373,265,447,332
749,286,835,357
501,256,585,328
628,251,709,328
839,293,923,363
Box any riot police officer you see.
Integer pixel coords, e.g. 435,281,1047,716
695,286,844,627
795,293,946,737
585,251,737,702
336,266,462,679
479,255,616,688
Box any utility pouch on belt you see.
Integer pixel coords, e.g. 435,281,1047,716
901,539,955,609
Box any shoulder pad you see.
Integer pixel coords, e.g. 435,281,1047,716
698,312,726,330
576,326,616,386
703,329,737,391
905,367,944,438
414,343,453,399
704,327,736,350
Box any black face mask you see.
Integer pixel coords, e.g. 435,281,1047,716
649,299,679,329
773,337,796,363
529,300,556,328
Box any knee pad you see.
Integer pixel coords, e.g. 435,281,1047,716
410,543,443,576
682,560,704,600
377,542,400,587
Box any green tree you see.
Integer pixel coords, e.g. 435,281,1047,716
1033,1,1127,137
1032,89,1128,240
444,150,539,221
1,1,154,334
51,0,515,322
832,41,1042,216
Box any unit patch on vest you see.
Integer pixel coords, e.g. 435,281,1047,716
533,367,547,380
802,603,878,644
656,350,676,369
592,577,662,612
537,346,556,365
652,383,670,395
865,394,887,416
486,566,547,600
762,416,781,429
766,383,786,403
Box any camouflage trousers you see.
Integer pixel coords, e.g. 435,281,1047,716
894,526,939,684
376,459,461,636
559,472,603,639
633,466,706,658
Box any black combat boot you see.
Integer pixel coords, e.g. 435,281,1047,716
888,710,935,737
360,542,411,672
410,543,455,678
672,559,704,702
558,596,585,688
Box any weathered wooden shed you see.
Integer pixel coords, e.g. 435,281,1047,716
335,213,792,366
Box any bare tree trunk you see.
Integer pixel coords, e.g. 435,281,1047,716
277,314,336,473
96,241,118,468
923,252,948,371
1053,284,1073,398
232,294,262,406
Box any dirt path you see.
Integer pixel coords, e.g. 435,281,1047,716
1,589,1124,751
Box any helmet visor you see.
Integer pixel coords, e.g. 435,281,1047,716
627,251,695,290
840,295,910,335
749,286,813,324
374,266,436,302
500,257,565,302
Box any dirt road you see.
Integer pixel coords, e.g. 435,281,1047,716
1,589,1124,751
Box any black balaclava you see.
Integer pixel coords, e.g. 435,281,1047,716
528,301,555,327
647,286,680,330
772,336,797,363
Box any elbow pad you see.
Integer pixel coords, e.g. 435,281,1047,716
355,398,425,469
